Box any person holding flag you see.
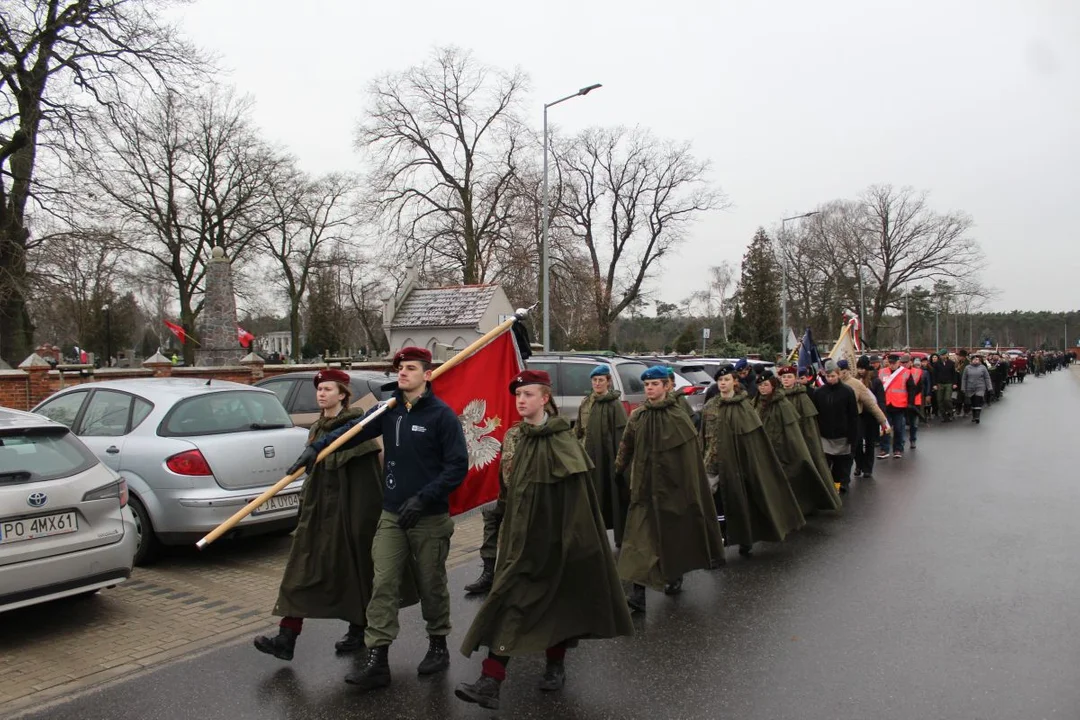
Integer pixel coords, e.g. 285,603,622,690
455,370,633,711
575,365,630,548
287,346,469,691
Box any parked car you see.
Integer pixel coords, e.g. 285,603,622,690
1,407,137,612
32,378,309,565
633,358,707,426
255,369,396,428
525,353,674,425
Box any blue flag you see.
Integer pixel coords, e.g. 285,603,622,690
798,327,824,373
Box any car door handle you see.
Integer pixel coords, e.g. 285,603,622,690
106,446,120,454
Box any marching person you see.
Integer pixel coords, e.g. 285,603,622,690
287,346,469,691
961,353,993,424
703,364,805,557
616,366,724,611
929,351,958,422
575,365,629,548
735,358,759,398
753,370,840,513
954,349,971,416
255,369,393,661
812,361,860,494
664,366,698,424
877,354,915,459
778,366,834,489
846,357,889,480
455,370,633,710
902,355,924,449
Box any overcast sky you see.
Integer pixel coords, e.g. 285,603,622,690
173,0,1079,313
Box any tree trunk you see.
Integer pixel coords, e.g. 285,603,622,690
289,300,302,362
180,295,196,367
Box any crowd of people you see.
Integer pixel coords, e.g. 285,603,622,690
252,341,1073,712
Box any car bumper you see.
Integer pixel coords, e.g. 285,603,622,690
151,480,305,540
0,514,137,613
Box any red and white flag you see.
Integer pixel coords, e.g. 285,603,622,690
237,325,255,348
164,319,187,345
431,329,525,516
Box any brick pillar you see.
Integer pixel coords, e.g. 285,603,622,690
240,352,265,382
143,351,174,378
18,353,53,410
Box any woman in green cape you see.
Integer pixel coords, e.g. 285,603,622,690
575,365,629,546
701,364,805,557
456,370,633,711
777,365,834,488
254,369,385,661
753,371,841,515
615,365,723,613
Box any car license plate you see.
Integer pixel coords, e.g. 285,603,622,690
0,512,79,545
252,493,300,515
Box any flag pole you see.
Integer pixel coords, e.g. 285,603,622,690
196,309,528,549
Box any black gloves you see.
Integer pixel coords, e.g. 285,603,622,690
397,496,426,529
287,446,318,476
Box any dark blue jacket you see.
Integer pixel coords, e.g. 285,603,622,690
310,386,468,516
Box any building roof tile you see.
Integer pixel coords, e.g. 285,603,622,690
389,285,498,328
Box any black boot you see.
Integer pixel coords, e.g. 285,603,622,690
455,674,502,710
345,644,391,690
253,627,297,661
417,635,450,675
973,408,981,424
663,576,683,595
464,557,495,595
538,659,566,691
335,624,365,654
626,583,646,613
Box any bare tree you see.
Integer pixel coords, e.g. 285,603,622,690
706,260,736,341
77,89,282,364
357,47,528,285
0,0,205,365
556,126,726,348
259,167,360,360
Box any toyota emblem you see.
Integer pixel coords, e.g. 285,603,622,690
27,492,47,508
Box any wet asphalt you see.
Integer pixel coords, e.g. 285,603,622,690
18,369,1080,720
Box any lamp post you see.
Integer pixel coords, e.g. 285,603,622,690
103,304,111,368
904,292,910,348
779,211,819,357
542,82,602,352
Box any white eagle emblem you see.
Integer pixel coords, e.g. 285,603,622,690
459,399,502,470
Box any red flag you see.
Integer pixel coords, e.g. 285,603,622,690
431,330,525,516
164,319,187,345
237,325,255,348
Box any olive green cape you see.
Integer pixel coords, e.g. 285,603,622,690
616,396,724,590
753,394,841,514
701,392,805,546
576,390,629,544
461,416,633,657
783,384,834,486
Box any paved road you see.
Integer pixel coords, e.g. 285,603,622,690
15,369,1080,719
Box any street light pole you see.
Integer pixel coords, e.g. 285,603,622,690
904,293,910,348
542,82,602,353
103,304,111,368
779,211,819,358
935,306,940,349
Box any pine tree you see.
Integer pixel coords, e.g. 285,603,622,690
736,228,781,348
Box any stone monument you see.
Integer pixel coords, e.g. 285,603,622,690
196,246,242,367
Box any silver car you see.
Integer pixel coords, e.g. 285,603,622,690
1,407,137,613
32,378,309,564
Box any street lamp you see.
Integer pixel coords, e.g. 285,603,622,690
542,82,602,352
103,304,111,368
779,211,819,358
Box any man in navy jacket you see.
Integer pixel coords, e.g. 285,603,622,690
289,346,468,691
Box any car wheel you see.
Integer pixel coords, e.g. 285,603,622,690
128,495,159,566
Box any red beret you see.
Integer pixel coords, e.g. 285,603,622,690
509,369,552,394
392,346,432,368
778,365,797,376
313,368,350,387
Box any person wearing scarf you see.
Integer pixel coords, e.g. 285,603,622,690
575,365,629,547
615,365,723,613
702,364,805,557
753,370,841,514
456,370,633,711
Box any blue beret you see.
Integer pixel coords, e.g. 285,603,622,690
664,366,675,377
837,359,850,370
641,366,669,381
589,365,611,377
734,358,749,371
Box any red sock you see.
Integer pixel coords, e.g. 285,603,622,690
279,616,303,633
481,657,507,682
545,645,566,662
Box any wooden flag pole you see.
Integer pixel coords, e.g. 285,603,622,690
196,312,524,549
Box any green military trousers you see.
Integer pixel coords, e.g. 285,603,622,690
364,510,455,649
478,498,505,561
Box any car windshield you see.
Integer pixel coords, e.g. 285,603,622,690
677,366,713,385
160,391,293,437
0,426,99,484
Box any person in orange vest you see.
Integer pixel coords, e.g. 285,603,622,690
904,355,925,450
877,354,916,459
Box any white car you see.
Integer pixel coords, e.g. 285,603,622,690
0,407,137,613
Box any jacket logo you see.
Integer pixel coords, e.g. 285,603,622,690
459,399,501,470
411,425,426,433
